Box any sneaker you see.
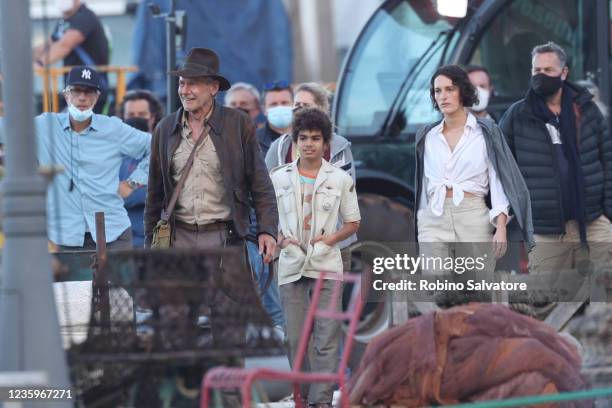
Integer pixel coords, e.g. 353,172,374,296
273,324,285,340
279,394,308,407
197,315,210,327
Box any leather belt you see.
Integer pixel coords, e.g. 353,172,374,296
175,220,229,232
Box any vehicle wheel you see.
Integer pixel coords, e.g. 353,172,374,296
357,193,415,243
344,194,415,370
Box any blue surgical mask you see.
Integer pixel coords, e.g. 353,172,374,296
67,103,94,122
267,106,293,129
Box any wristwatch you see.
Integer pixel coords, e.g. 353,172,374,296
127,180,139,189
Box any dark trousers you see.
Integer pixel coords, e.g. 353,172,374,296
173,224,248,347
57,228,133,252
280,277,342,404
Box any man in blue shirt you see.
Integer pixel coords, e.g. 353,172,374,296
35,66,151,250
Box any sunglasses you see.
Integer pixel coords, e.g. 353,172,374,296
66,86,98,96
263,80,291,91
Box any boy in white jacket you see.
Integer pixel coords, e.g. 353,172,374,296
265,82,358,272
270,108,360,407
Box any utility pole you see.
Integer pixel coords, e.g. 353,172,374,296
287,0,337,82
150,0,181,113
166,0,178,113
0,0,72,406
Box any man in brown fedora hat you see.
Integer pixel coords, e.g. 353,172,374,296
144,48,279,338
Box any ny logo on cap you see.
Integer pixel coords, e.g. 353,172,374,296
81,69,91,80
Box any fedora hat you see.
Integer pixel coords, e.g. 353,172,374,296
169,48,231,91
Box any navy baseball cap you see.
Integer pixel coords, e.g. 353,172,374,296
66,66,101,91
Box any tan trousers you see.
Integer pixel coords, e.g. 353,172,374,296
530,215,612,270
417,197,495,274
529,215,612,301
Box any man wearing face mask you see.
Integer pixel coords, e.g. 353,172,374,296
33,0,110,113
466,65,496,122
35,66,151,251
256,80,294,157
500,41,612,276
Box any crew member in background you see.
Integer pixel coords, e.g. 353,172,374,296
33,0,110,113
225,83,286,330
500,42,612,278
120,89,164,133
36,66,151,250
466,65,496,121
256,80,293,157
117,90,164,247
224,82,266,128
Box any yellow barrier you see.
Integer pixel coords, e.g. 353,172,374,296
34,65,138,113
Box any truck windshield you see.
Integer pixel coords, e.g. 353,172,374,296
468,0,591,112
335,0,459,138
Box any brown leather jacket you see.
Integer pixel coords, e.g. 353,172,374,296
144,104,278,247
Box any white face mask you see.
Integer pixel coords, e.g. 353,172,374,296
471,86,490,112
68,103,94,122
55,0,74,13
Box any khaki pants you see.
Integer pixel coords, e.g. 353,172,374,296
530,215,612,270
417,197,495,275
280,277,342,405
529,215,612,301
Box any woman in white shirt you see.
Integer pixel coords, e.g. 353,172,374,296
415,65,534,278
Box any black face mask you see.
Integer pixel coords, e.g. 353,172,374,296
530,73,563,97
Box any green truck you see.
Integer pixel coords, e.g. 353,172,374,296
335,0,611,342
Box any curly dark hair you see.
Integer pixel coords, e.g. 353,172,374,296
430,65,478,111
119,89,165,129
291,107,332,144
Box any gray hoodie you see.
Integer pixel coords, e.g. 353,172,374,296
265,132,357,248
265,132,356,182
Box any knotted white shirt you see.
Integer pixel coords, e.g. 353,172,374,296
420,113,509,224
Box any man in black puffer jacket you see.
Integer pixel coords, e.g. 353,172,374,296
500,41,612,279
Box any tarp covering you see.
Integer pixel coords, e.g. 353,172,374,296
128,0,292,100
347,303,590,408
